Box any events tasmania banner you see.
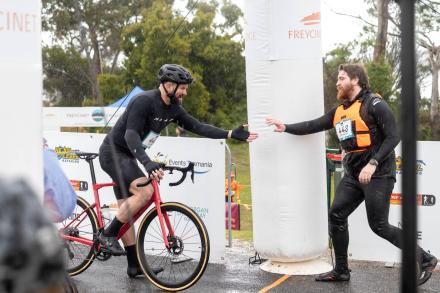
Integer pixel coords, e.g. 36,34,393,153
43,131,226,263
348,142,440,263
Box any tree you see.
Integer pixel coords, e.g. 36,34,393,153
42,0,169,105
416,0,440,139
334,0,440,139
98,73,128,105
121,0,246,128
373,0,390,62
43,46,92,106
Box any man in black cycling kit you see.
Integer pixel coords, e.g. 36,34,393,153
266,63,437,285
98,64,258,278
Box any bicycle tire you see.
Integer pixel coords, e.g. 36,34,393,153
59,196,99,276
136,202,210,291
62,274,79,293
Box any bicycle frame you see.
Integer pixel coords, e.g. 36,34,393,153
61,157,175,250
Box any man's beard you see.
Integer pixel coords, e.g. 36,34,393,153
337,85,352,100
170,94,182,105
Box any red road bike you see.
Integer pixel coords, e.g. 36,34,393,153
58,151,210,292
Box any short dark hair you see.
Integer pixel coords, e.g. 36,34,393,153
338,63,370,90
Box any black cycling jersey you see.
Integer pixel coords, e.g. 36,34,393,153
284,90,400,179
104,89,228,165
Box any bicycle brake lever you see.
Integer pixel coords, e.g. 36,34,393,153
188,162,195,183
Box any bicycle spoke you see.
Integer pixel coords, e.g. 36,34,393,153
59,198,97,276
146,231,164,243
138,203,209,290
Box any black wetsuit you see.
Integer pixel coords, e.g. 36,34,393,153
285,89,410,271
99,89,228,199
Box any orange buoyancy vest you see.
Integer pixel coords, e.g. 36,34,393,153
333,99,372,153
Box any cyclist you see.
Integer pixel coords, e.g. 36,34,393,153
99,64,258,278
266,63,437,285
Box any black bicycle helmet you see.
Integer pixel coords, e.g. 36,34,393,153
158,64,193,84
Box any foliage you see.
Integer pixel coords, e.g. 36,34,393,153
42,46,92,106
98,74,128,105
42,0,171,104
120,0,246,128
365,61,395,102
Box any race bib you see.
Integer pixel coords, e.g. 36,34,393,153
335,119,355,141
143,131,160,149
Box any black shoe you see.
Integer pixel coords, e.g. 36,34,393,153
127,266,143,278
315,269,350,282
97,233,126,256
418,252,438,286
127,266,164,278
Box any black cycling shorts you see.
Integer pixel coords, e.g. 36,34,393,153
99,142,146,200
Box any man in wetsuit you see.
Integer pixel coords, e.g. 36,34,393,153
266,63,437,285
98,64,258,278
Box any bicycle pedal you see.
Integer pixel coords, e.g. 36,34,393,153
95,250,112,261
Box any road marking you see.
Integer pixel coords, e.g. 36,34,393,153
258,274,290,293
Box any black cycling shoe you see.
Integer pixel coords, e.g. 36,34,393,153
315,269,350,282
418,252,438,286
127,266,164,278
97,233,126,256
127,266,143,278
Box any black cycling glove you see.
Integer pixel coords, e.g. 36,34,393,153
231,125,250,141
143,161,162,176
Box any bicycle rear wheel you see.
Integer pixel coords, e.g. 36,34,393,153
136,202,210,291
62,274,79,293
57,196,98,276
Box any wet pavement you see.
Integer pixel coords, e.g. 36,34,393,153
72,240,440,293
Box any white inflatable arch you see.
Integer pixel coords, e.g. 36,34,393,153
245,0,331,274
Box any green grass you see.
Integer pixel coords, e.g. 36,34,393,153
225,142,253,241
224,143,336,242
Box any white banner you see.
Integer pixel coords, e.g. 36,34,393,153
244,0,321,60
0,0,43,195
349,141,440,263
44,131,226,263
43,107,124,128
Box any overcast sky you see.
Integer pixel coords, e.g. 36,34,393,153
231,0,439,55
228,0,439,97
226,0,369,54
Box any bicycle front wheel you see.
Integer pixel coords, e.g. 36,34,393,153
57,196,98,276
136,202,210,291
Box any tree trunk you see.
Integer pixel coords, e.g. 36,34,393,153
429,46,440,122
373,0,389,62
429,46,440,138
110,49,121,74
90,27,103,105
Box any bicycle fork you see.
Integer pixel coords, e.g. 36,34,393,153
152,181,175,249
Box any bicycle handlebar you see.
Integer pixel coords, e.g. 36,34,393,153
163,162,195,187
137,162,195,187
